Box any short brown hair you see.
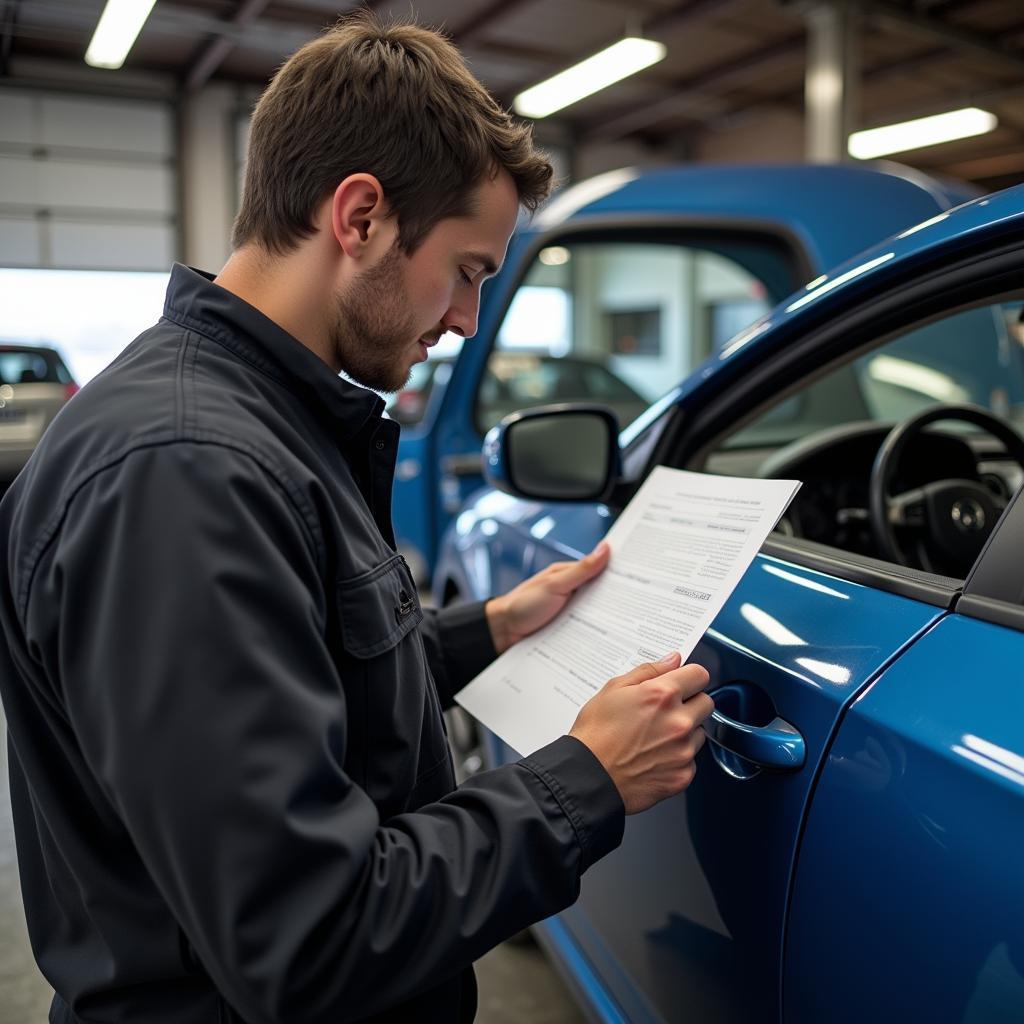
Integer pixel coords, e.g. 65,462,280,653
232,12,553,255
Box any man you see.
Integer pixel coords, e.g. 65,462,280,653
0,14,712,1024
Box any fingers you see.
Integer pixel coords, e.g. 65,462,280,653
610,651,681,688
689,691,715,723
669,663,712,701
612,658,710,702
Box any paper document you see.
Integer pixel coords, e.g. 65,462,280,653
456,466,800,756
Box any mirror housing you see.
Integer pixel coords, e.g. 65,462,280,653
482,404,621,503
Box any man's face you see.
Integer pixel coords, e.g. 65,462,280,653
330,169,519,393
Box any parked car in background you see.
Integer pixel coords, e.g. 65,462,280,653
391,162,978,583
0,343,78,482
387,352,647,429
434,185,1024,1023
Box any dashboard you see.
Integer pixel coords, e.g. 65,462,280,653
707,421,1022,562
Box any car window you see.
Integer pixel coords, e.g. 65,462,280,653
478,239,783,434
0,347,71,385
703,295,1024,578
722,303,1024,450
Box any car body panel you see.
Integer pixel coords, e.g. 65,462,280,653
394,163,979,579
784,612,1024,1022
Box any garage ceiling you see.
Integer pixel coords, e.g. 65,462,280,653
3,0,1024,190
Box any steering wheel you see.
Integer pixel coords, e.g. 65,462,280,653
869,404,1024,575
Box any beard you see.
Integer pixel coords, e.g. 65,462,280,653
329,243,425,393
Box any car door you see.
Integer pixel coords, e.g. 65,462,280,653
503,542,951,1024
476,210,1024,1022
783,497,1024,1023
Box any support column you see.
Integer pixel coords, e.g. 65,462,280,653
804,2,860,163
178,83,239,271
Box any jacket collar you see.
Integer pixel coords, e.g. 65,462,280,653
162,263,385,437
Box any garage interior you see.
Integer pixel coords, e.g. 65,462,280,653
2,1,1024,1022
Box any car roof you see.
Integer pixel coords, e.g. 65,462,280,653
525,162,978,279
0,343,61,356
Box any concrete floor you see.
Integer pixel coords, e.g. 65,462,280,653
0,704,584,1023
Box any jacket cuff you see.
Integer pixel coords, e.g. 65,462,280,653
437,600,498,694
520,735,625,873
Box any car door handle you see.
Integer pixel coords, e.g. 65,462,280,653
705,708,805,771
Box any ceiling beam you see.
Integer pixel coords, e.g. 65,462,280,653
184,0,271,93
643,0,749,35
579,31,804,141
942,149,1024,180
858,0,1024,75
461,38,569,66
579,3,1024,147
495,0,752,135
447,0,533,43
910,0,982,13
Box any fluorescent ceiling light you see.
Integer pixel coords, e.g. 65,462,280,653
848,107,997,160
514,38,666,119
85,0,158,70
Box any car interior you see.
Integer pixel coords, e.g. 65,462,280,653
697,298,1024,579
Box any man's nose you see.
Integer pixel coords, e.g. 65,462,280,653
442,295,480,340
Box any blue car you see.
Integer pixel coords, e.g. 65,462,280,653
434,185,1024,1022
391,162,978,583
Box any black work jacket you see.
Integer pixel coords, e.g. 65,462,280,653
0,265,624,1024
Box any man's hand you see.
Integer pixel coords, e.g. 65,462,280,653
569,652,713,814
485,541,611,654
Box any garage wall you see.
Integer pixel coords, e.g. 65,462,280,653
0,79,676,276
0,88,177,271
696,108,804,164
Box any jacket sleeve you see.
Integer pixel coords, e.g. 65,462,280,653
27,442,623,1024
419,602,496,709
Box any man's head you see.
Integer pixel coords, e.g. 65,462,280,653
230,13,553,390
234,12,552,258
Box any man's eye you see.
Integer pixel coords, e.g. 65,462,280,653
458,268,473,285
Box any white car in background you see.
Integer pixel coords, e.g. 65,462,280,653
0,344,79,483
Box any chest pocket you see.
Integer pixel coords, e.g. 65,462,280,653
334,554,450,816
336,554,422,656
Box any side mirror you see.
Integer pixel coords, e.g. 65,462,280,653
482,404,620,502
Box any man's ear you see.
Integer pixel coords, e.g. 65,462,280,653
329,174,397,259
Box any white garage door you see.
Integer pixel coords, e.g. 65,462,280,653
0,89,176,271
